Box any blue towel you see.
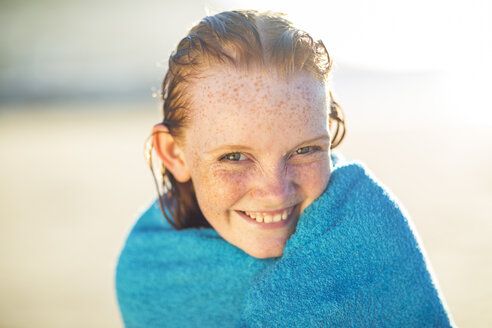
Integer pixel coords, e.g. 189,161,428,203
115,153,453,327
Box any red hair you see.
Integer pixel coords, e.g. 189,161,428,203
148,10,345,229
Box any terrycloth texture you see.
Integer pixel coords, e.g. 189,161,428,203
237,156,452,327
115,153,453,327
115,199,275,327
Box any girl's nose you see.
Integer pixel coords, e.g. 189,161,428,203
250,166,296,205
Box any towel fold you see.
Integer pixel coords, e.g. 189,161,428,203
238,156,452,327
115,153,453,327
115,197,275,327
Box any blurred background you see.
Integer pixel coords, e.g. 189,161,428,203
1,0,491,326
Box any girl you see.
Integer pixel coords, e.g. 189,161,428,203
116,10,453,327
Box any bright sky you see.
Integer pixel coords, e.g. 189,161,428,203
211,0,491,73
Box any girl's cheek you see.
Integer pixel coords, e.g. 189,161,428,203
291,159,330,194
209,168,253,197
192,168,247,220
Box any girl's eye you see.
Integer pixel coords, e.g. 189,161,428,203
296,146,314,155
221,152,246,162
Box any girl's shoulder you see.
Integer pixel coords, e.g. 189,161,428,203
330,150,406,211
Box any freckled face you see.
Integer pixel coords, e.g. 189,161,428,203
181,67,332,258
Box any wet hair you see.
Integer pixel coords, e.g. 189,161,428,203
150,9,345,229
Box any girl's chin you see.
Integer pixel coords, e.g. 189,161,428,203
238,235,290,258
244,246,285,259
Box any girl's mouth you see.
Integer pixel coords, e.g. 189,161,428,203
235,205,298,229
240,207,294,223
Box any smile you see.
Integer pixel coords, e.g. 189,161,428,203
239,206,294,223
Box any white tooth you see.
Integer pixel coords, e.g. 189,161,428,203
273,214,281,222
255,216,263,223
245,212,255,219
281,212,287,220
264,215,273,223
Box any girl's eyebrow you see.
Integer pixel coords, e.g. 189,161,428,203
206,134,330,155
296,134,330,146
206,145,254,155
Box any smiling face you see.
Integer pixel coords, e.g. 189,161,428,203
179,67,332,258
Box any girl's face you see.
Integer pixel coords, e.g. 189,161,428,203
181,67,332,258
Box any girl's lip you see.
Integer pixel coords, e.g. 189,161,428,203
235,204,299,230
241,206,295,217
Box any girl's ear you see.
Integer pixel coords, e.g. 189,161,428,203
151,124,191,183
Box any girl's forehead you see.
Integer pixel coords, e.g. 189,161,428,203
185,68,329,150
189,68,327,117
194,67,325,92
